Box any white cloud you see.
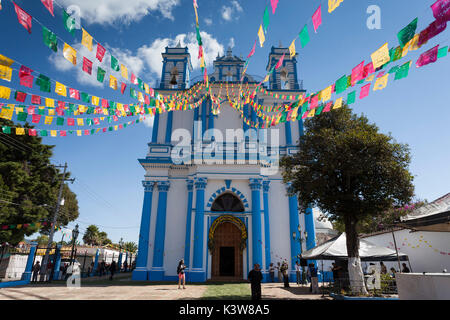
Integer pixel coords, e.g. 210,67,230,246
204,18,213,26
228,37,235,49
137,32,224,74
221,0,243,21
58,0,181,25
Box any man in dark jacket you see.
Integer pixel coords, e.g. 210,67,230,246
110,261,116,280
248,264,263,300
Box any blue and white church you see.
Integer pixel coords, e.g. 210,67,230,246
132,43,317,282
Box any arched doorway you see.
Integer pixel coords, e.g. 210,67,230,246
209,194,246,280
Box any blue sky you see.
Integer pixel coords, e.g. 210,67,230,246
0,0,449,244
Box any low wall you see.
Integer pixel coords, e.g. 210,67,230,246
396,273,450,300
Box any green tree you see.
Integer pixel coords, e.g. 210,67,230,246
0,119,79,245
281,106,414,294
123,241,138,253
83,225,100,245
33,234,51,246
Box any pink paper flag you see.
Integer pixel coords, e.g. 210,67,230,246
32,114,41,123
360,84,371,99
67,118,75,126
312,6,322,33
27,106,35,114
275,53,286,69
41,0,54,17
69,88,80,100
31,95,41,105
96,43,106,62
377,71,386,78
121,82,127,94
247,40,256,58
323,102,333,113
19,65,34,88
82,57,93,75
310,94,319,109
363,62,374,78
351,61,365,86
271,0,279,14
431,0,450,22
416,45,439,67
60,130,67,137
28,129,37,136
84,130,90,136
102,128,107,133
14,2,32,34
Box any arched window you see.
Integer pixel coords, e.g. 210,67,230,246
170,67,179,89
211,193,245,212
280,68,289,90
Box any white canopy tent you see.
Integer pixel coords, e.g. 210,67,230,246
301,233,409,262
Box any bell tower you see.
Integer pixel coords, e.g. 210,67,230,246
159,42,193,90
266,45,300,90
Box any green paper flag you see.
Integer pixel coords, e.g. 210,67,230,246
42,26,57,52
86,118,93,126
437,46,448,58
397,18,418,48
138,78,144,90
130,88,138,99
40,130,48,137
263,7,270,33
63,10,76,36
335,75,348,94
299,25,310,48
38,108,45,115
108,127,113,132
347,91,356,104
2,126,11,134
394,62,410,80
57,117,64,126
111,56,120,72
196,26,202,46
17,112,28,122
97,67,106,83
36,74,51,93
81,92,91,103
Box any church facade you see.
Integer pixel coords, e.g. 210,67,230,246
132,44,317,282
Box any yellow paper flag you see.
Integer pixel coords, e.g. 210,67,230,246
81,28,93,51
328,0,344,13
373,74,389,91
15,127,25,135
333,97,343,109
48,109,55,116
371,43,390,69
322,85,332,102
0,86,11,99
50,130,57,137
55,82,67,97
289,39,296,59
258,25,265,47
76,130,82,136
0,65,12,81
44,116,53,125
307,108,316,118
63,43,77,65
45,98,55,108
0,105,14,120
109,75,118,90
77,118,84,126
92,96,99,106
0,54,14,67
121,64,128,79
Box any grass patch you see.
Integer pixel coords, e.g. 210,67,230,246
201,283,251,300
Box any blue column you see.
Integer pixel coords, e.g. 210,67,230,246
262,181,271,277
91,249,99,277
287,183,301,277
132,181,155,281
249,178,263,268
165,111,173,143
118,252,123,272
305,206,317,267
184,180,194,273
21,242,37,282
201,99,207,137
285,121,293,145
298,118,304,137
52,244,62,280
191,177,207,282
151,113,160,143
149,181,171,281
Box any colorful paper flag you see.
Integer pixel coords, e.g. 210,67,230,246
312,6,322,33
263,7,270,33
299,25,310,48
0,66,12,81
63,43,77,65
351,61,365,86
42,26,57,52
270,0,279,14
373,74,389,91
109,75,118,90
247,40,256,58
258,25,265,47
81,28,93,51
111,56,120,72
55,82,67,96
0,86,11,99
328,0,344,13
416,45,439,67
371,43,390,69
41,0,54,17
82,57,93,75
398,18,418,48
275,53,286,69
289,39,296,59
14,2,32,34
431,0,450,22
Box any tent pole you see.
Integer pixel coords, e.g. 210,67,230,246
391,229,401,272
407,257,413,273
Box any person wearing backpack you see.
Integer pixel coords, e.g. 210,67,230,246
177,259,186,289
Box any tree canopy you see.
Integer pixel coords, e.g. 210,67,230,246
0,119,79,245
82,225,112,246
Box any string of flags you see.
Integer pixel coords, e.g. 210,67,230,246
387,234,450,256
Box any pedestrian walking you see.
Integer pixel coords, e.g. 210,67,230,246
269,263,275,282
295,261,301,286
177,259,186,289
281,260,289,288
110,261,116,280
123,260,128,273
248,264,263,300
277,262,282,283
32,261,40,283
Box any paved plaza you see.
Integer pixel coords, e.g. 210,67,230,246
0,277,330,300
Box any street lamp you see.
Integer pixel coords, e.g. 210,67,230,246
292,225,308,285
70,224,79,267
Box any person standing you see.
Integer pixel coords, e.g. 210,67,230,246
268,263,275,283
248,264,263,300
380,262,387,274
295,261,301,286
277,262,282,283
309,263,319,294
401,263,410,273
32,261,40,283
281,260,289,288
109,260,116,280
177,259,186,289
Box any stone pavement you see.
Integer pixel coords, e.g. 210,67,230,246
0,280,330,300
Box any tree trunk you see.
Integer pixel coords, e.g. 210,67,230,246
344,214,368,295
